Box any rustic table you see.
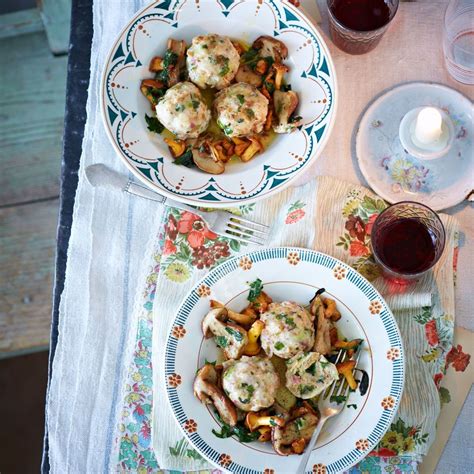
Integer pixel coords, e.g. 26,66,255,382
43,0,473,472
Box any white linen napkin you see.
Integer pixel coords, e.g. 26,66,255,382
45,1,166,473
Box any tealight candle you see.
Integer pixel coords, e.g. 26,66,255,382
414,107,443,145
398,105,454,160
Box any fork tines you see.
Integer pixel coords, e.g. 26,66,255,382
324,347,361,401
225,217,269,246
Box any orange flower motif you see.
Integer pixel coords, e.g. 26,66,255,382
219,453,232,467
381,396,395,410
197,284,211,298
287,251,300,265
167,373,182,388
264,469,274,474
172,325,186,339
369,300,383,314
184,419,197,433
333,265,346,280
239,256,252,270
312,464,327,474
387,347,401,361
356,439,370,451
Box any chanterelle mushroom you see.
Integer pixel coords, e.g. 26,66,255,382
194,364,238,426
202,307,248,359
272,90,302,134
271,404,319,455
252,36,288,63
314,300,333,355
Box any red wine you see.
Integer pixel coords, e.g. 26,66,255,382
373,218,437,274
329,0,392,31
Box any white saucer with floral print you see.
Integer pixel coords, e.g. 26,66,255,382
356,83,473,211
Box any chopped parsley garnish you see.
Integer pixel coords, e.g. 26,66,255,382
191,99,200,110
212,412,259,442
237,118,244,123
347,404,358,409
215,336,228,348
163,49,178,67
276,313,296,329
237,94,245,104
306,363,317,376
247,278,263,302
174,148,194,168
219,58,230,77
281,83,292,92
175,104,185,112
238,383,255,403
295,418,305,430
269,418,278,427
202,44,208,49
330,395,347,404
204,359,216,366
225,326,244,342
155,69,169,83
245,108,255,119
147,87,166,104
264,80,275,94
320,361,330,369
299,385,315,395
144,114,164,134
274,341,285,351
217,119,233,136
241,48,260,68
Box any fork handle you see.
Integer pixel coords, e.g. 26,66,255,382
295,416,329,474
124,181,207,218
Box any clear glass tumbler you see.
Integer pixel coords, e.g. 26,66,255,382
327,0,399,55
443,0,474,84
370,202,446,281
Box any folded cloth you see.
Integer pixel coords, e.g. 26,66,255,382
135,176,458,472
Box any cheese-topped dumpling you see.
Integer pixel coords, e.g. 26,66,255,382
213,82,268,137
260,301,315,359
186,34,240,90
154,81,210,139
285,352,338,399
222,356,280,412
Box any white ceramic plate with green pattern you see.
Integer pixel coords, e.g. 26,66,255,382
101,0,337,208
164,248,404,473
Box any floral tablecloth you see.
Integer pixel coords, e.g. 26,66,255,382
116,178,470,473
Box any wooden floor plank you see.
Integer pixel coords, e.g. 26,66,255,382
0,199,58,354
39,0,72,54
0,32,67,206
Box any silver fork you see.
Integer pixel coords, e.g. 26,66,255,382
296,349,361,474
85,164,270,246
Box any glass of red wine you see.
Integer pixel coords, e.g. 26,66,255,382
327,0,400,55
371,202,446,281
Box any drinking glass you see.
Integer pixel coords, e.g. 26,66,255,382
327,0,399,55
443,0,474,84
371,202,446,281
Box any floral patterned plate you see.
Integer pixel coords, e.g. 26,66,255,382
355,82,473,211
164,247,404,473
101,0,337,208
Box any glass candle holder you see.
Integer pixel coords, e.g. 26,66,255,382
371,202,446,281
443,0,474,84
327,0,399,55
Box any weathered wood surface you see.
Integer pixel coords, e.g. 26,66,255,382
38,0,72,54
0,31,67,206
0,199,58,355
0,8,44,39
